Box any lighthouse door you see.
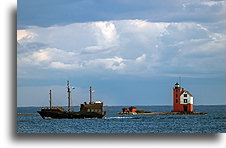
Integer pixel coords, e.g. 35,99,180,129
183,105,188,112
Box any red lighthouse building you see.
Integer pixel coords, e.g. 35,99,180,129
173,82,194,112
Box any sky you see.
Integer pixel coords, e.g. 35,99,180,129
17,0,225,107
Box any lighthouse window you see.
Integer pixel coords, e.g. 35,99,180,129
184,99,187,103
176,99,178,103
176,94,178,97
184,94,187,97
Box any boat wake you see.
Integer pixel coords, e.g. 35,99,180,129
104,116,140,119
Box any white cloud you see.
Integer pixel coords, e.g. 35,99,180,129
202,1,225,7
136,54,146,63
183,0,225,9
93,21,118,45
209,33,225,41
50,62,76,69
197,24,209,32
32,49,52,61
17,30,37,43
130,19,149,28
17,19,225,78
18,47,79,67
84,56,126,71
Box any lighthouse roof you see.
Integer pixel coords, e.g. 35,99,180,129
181,90,193,97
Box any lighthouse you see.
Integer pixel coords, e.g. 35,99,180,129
173,82,194,112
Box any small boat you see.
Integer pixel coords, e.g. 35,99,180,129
37,81,106,119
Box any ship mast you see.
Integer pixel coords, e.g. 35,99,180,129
49,89,52,109
67,81,71,111
89,86,92,104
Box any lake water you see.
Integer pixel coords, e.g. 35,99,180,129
17,105,225,133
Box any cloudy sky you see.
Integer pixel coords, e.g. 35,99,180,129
17,0,225,107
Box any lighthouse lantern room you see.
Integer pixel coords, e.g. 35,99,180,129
173,82,194,112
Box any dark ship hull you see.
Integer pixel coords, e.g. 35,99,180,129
37,110,106,119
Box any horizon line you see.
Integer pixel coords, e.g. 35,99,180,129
17,104,226,108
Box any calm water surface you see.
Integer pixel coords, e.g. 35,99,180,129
17,105,225,133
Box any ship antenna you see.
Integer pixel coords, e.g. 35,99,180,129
49,89,52,109
89,86,92,104
67,81,71,111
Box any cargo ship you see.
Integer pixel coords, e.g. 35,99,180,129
37,81,106,119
